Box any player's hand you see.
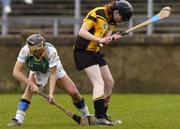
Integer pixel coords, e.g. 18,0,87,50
99,37,113,45
29,83,39,93
111,32,122,40
48,94,55,104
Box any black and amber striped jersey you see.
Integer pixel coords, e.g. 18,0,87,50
75,7,116,52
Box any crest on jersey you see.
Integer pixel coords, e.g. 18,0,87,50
103,23,108,30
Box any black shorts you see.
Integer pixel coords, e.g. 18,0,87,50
73,49,107,71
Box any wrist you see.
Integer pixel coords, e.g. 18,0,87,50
27,80,34,87
95,37,102,43
49,92,53,96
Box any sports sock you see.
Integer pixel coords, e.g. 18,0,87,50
73,98,90,117
94,98,105,118
104,96,110,115
104,106,109,116
15,99,30,123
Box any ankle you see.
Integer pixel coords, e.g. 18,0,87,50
78,105,90,117
94,98,105,118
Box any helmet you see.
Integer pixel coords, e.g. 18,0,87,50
26,34,45,51
114,0,133,22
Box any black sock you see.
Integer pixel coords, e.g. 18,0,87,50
104,96,110,115
94,98,105,118
73,98,85,109
104,106,108,116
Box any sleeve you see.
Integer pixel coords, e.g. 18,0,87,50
83,10,96,29
48,48,59,68
17,46,28,63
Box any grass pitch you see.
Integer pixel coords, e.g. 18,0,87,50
0,94,180,129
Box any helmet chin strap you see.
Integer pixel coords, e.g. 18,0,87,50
30,49,46,62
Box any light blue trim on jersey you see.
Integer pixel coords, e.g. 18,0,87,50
150,15,160,23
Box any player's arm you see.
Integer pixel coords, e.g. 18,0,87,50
105,31,113,37
48,66,57,103
48,47,59,103
79,13,113,45
13,61,26,83
104,24,122,41
79,23,114,44
105,31,122,41
79,23,101,42
13,60,38,92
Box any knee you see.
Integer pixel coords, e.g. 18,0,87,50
105,78,114,89
95,78,105,88
23,86,33,98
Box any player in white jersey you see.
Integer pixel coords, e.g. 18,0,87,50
7,34,90,126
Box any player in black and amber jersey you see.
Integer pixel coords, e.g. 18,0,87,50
73,0,133,125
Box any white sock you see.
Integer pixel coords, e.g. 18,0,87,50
78,105,90,117
15,110,25,124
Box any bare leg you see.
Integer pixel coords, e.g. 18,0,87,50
100,65,114,98
84,65,105,119
56,74,81,102
56,74,90,117
85,65,104,100
14,72,36,124
100,65,114,117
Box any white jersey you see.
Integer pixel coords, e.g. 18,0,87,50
17,42,66,86
18,42,62,70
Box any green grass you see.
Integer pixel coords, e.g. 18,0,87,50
0,94,180,129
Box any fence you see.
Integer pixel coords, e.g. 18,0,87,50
0,0,179,36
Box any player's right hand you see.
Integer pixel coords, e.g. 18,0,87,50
99,37,113,44
29,83,39,93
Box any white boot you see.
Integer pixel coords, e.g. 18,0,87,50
7,118,21,127
7,110,25,127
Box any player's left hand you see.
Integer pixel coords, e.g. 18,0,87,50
111,32,122,40
48,94,55,104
